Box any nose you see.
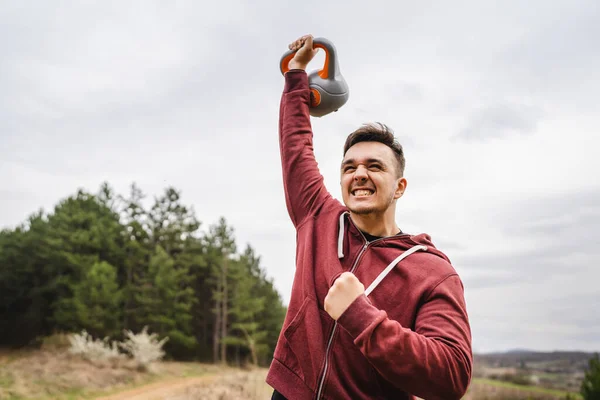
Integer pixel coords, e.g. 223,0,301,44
354,165,368,182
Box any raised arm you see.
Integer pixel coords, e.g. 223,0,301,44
279,35,333,228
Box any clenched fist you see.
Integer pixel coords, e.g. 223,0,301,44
287,34,319,71
324,272,365,320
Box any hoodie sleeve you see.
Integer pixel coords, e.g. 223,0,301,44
336,274,473,400
279,70,333,228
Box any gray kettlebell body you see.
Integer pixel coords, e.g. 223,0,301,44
280,37,349,118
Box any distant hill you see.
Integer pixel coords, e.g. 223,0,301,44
504,348,538,354
473,350,597,392
475,350,597,373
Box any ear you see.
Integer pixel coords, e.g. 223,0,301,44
394,177,407,199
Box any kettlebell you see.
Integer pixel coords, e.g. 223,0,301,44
280,37,349,118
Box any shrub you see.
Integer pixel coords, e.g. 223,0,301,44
67,329,123,366
118,326,169,371
67,327,169,371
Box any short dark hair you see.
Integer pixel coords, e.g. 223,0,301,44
343,122,405,177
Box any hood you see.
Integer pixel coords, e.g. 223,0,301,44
337,211,455,297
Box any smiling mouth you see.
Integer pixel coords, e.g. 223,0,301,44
352,189,374,197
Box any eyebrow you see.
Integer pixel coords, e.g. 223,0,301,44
341,158,385,167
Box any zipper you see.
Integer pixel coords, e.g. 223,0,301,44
315,216,410,399
316,240,368,400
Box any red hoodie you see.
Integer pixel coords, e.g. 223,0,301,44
265,69,473,400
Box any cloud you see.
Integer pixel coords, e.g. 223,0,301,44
466,275,600,353
454,188,600,352
456,187,599,276
497,1,600,97
455,103,543,141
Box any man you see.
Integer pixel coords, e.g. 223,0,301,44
266,34,472,400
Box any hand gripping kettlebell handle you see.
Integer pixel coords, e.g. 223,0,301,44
279,37,338,79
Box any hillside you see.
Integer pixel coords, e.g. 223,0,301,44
473,350,597,393
0,347,272,400
0,347,590,399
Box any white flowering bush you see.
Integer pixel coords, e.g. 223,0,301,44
67,327,168,371
118,326,169,371
67,330,123,366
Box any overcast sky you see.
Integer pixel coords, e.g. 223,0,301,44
1,1,598,354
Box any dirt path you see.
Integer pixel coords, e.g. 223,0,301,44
93,368,272,400
95,375,217,400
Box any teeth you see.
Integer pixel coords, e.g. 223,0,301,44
353,189,373,197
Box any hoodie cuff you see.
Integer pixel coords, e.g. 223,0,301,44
283,69,309,93
337,294,387,340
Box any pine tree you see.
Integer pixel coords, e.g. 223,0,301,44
178,234,208,359
0,212,54,345
73,261,122,338
119,183,153,332
136,245,196,358
47,189,126,333
203,217,236,364
225,245,268,366
148,187,200,258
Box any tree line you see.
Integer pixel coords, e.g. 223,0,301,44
0,182,287,366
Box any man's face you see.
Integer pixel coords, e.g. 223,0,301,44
340,141,406,215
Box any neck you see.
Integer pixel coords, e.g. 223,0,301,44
349,208,399,237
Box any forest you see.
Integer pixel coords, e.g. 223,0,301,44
0,182,287,367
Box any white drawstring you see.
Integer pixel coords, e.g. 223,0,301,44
338,212,347,258
364,245,428,296
338,212,426,295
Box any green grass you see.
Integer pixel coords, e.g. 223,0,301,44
45,388,87,400
472,378,583,399
0,371,15,388
3,394,26,400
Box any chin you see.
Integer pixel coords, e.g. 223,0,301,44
347,204,379,215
